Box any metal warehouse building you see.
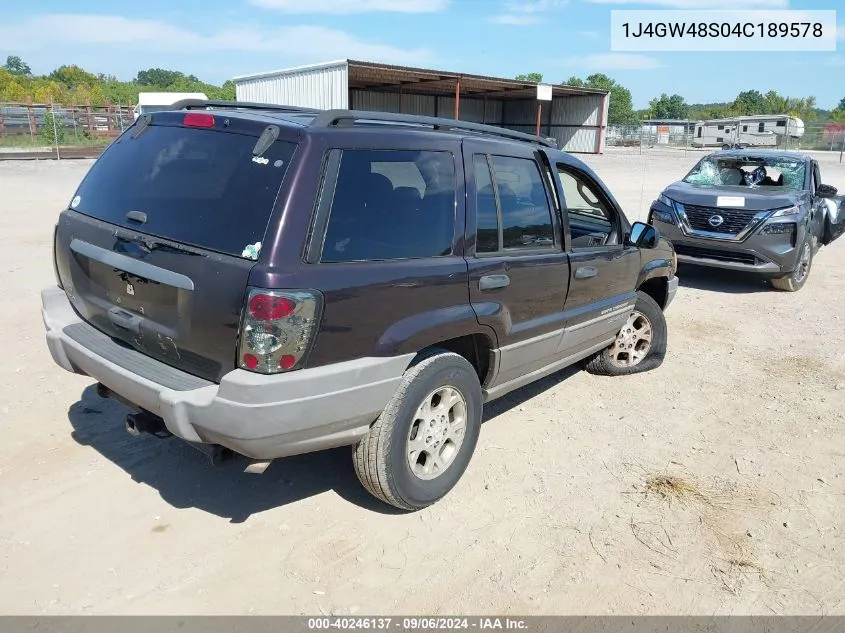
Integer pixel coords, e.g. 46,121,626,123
233,60,610,154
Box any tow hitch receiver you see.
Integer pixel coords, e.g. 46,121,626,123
125,411,172,439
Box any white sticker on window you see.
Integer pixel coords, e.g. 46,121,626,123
716,196,745,207
70,195,81,208
274,159,284,168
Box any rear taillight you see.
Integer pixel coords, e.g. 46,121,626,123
183,112,214,128
237,289,322,374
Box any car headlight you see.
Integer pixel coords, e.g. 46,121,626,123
771,205,800,217
651,194,676,224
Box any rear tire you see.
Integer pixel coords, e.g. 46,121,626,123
585,290,668,377
353,350,483,511
771,236,813,292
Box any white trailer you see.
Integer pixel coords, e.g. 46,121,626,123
692,115,804,149
133,92,209,120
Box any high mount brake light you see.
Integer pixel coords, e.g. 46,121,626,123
238,289,322,374
183,112,215,128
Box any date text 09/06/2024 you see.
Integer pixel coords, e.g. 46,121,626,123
307,617,528,630
622,22,824,38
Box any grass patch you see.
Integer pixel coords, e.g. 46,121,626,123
0,135,113,149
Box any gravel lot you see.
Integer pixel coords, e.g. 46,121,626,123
1,149,843,615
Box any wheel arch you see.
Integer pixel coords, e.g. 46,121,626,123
410,333,496,388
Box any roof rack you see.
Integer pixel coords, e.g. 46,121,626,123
169,99,322,115
310,109,557,148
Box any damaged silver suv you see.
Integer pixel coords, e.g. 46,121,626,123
648,150,844,291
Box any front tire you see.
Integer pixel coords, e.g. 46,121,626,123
771,236,813,292
584,290,668,376
353,350,483,511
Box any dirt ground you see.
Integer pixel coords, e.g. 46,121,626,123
1,148,843,616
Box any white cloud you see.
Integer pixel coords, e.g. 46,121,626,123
248,0,448,12
586,0,788,7
562,53,663,70
506,0,568,11
490,14,541,25
580,30,601,38
0,14,433,66
490,0,567,26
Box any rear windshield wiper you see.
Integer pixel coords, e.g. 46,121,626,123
116,234,205,257
131,114,153,140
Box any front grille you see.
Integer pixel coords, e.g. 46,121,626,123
681,204,758,235
674,243,758,266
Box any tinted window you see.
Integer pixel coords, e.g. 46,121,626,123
758,122,765,132
474,155,499,253
558,168,617,248
321,150,455,262
71,125,296,258
490,156,554,250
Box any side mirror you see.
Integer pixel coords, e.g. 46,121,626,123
626,221,659,249
817,184,838,198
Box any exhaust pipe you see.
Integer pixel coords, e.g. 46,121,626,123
98,383,233,465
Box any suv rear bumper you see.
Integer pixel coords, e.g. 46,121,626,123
42,286,412,460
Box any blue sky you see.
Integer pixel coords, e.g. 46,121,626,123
1,0,843,109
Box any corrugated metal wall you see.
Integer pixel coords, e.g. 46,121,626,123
234,65,605,153
235,62,349,109
351,91,503,123
501,95,604,153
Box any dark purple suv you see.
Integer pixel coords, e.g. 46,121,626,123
42,101,678,510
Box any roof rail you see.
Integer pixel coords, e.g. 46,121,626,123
168,99,322,114
310,109,557,148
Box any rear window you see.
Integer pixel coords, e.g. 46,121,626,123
70,125,296,258
320,149,456,263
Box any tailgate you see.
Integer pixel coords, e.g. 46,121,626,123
55,210,253,383
52,114,298,382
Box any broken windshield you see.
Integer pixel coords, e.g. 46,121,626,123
683,157,806,191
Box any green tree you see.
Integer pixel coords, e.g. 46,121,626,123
566,73,637,125
732,90,766,115
647,93,689,119
830,108,845,122
135,68,188,87
218,80,236,100
49,65,98,89
564,76,585,87
3,55,31,77
515,72,543,83
0,68,28,101
41,111,66,145
763,90,787,114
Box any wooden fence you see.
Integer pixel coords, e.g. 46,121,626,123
0,100,135,141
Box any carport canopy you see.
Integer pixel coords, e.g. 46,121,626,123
345,59,607,122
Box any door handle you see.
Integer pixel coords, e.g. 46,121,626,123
574,266,598,279
479,274,510,291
